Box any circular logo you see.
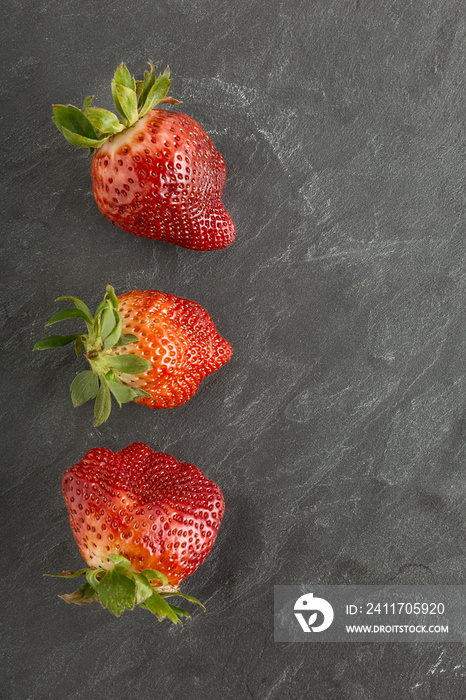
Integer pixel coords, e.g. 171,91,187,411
294,592,334,632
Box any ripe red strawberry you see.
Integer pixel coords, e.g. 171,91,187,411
52,62,235,251
34,285,232,425
52,442,225,620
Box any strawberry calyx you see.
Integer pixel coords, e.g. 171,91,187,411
46,554,205,622
52,62,181,152
34,285,152,426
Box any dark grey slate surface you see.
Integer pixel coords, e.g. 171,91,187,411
2,0,466,698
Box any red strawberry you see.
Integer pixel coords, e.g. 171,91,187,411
52,442,225,620
34,285,232,425
52,62,235,251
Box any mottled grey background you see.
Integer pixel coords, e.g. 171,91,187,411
2,0,466,698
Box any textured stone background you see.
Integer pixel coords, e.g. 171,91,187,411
2,0,466,698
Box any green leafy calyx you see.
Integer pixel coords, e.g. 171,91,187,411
53,62,181,150
46,555,205,622
34,285,152,426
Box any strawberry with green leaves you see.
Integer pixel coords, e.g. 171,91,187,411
34,285,232,425
49,442,225,621
53,62,235,251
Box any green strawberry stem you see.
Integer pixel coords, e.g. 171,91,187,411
53,62,181,151
34,285,152,426
45,554,205,622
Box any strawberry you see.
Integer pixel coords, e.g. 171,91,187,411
34,285,232,425
52,62,235,251
50,442,225,620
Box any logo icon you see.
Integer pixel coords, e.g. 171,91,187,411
294,592,334,632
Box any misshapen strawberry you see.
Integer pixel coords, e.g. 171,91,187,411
51,442,225,621
52,63,235,251
34,285,232,425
